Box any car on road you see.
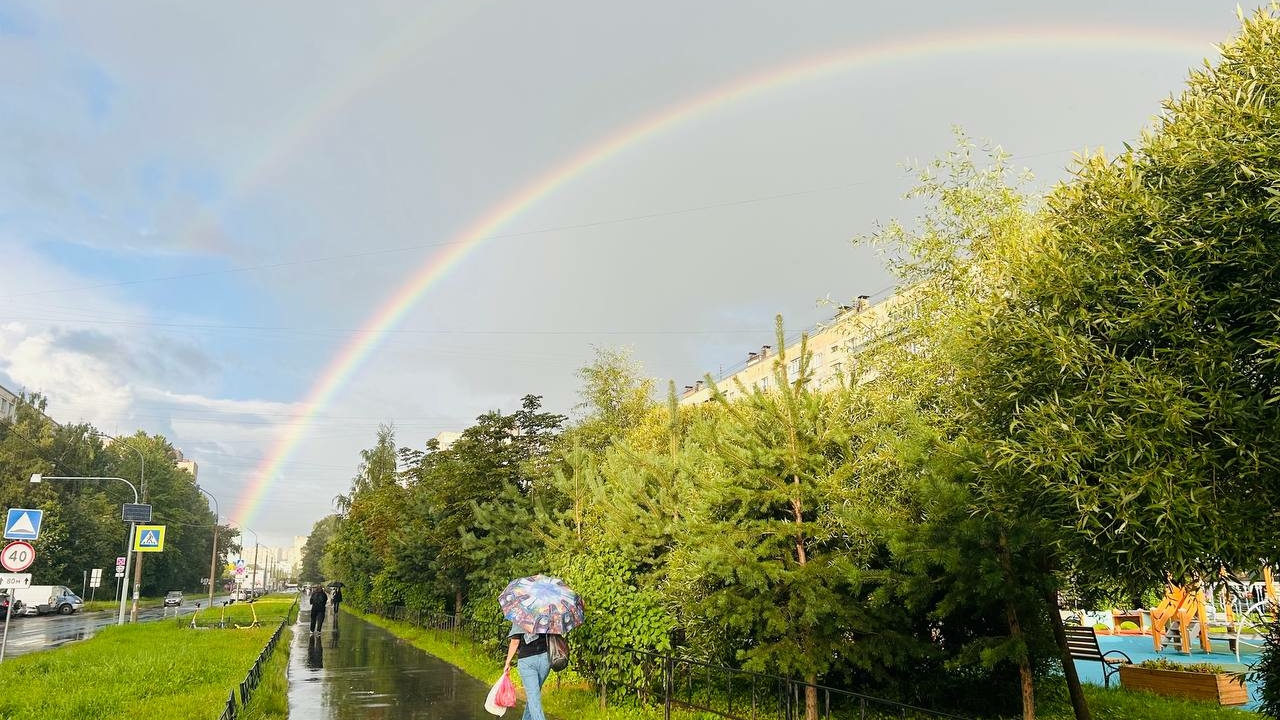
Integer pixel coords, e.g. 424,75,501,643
232,588,254,601
0,593,22,619
12,585,83,615
163,591,183,607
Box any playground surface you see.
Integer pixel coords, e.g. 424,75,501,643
1074,634,1262,711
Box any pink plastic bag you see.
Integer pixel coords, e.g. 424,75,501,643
495,673,517,707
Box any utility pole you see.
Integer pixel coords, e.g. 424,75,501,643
94,433,145,622
195,486,219,610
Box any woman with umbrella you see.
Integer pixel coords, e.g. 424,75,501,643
500,575,584,720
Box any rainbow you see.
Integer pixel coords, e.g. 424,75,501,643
230,25,1217,527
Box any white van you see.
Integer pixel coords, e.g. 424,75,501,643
12,585,83,616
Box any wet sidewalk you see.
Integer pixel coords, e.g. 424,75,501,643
289,609,514,719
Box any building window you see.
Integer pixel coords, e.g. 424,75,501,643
788,358,800,377
758,376,770,391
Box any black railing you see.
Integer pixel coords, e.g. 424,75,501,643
370,605,508,657
367,605,966,720
217,600,297,720
620,648,970,720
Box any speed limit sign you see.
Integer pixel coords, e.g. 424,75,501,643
1,541,34,572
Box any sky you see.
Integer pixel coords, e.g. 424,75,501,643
0,0,1247,546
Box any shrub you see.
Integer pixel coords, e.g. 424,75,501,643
1139,658,1224,674
1119,621,1139,631
1252,620,1280,717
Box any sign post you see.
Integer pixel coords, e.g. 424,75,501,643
89,568,102,602
0,573,32,663
0,542,35,573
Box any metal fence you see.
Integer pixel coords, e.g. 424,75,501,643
619,648,970,720
217,600,297,720
371,605,508,656
367,605,967,720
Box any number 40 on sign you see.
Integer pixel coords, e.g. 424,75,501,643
0,541,34,573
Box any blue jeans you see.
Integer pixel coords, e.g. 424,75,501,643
516,651,551,720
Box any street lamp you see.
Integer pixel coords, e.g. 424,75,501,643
30,474,138,626
94,432,146,622
194,486,220,610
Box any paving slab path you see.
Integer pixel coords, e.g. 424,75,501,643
289,608,518,719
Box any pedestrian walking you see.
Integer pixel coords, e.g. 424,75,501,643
504,625,550,720
499,575,586,720
308,585,328,633
330,584,343,623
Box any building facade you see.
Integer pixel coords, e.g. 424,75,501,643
679,293,902,405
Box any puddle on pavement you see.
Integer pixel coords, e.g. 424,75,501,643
289,610,517,719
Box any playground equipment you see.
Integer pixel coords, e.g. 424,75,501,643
1150,584,1211,654
1150,568,1277,659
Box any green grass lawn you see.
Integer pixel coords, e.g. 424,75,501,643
0,596,297,720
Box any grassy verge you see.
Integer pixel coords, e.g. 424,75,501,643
350,608,1259,720
0,596,298,720
81,596,164,613
239,627,293,720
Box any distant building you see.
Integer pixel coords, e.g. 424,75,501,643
169,448,199,481
0,382,57,427
679,293,904,405
433,431,462,451
0,384,18,424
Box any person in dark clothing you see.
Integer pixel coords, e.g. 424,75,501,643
329,586,343,624
308,586,328,633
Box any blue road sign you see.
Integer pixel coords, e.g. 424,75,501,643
4,509,43,541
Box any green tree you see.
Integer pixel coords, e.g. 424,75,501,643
677,319,863,720
300,515,339,583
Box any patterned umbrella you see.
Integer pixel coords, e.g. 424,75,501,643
499,574,585,635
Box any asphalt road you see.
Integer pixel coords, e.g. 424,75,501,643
0,595,231,660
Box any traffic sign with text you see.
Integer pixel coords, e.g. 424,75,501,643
0,542,34,572
133,525,166,552
121,503,152,523
0,574,31,589
3,509,42,540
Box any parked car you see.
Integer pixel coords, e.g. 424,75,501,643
232,588,254,601
0,592,23,619
163,591,183,607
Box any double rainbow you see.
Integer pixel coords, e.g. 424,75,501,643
230,26,1216,527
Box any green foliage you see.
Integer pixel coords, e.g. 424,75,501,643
1137,658,1225,674
1252,620,1280,717
554,549,675,693
0,396,229,594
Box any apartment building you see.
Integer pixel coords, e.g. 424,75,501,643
679,293,903,405
0,384,18,424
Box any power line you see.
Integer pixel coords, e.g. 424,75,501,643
3,141,1094,302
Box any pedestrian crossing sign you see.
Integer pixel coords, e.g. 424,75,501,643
133,525,166,553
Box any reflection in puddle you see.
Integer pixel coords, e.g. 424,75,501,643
288,611,508,719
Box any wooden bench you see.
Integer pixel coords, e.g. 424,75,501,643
1064,625,1132,688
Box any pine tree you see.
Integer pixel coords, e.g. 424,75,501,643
680,317,860,720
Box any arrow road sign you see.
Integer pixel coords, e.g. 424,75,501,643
133,525,165,553
0,542,34,573
0,574,31,589
3,509,43,541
